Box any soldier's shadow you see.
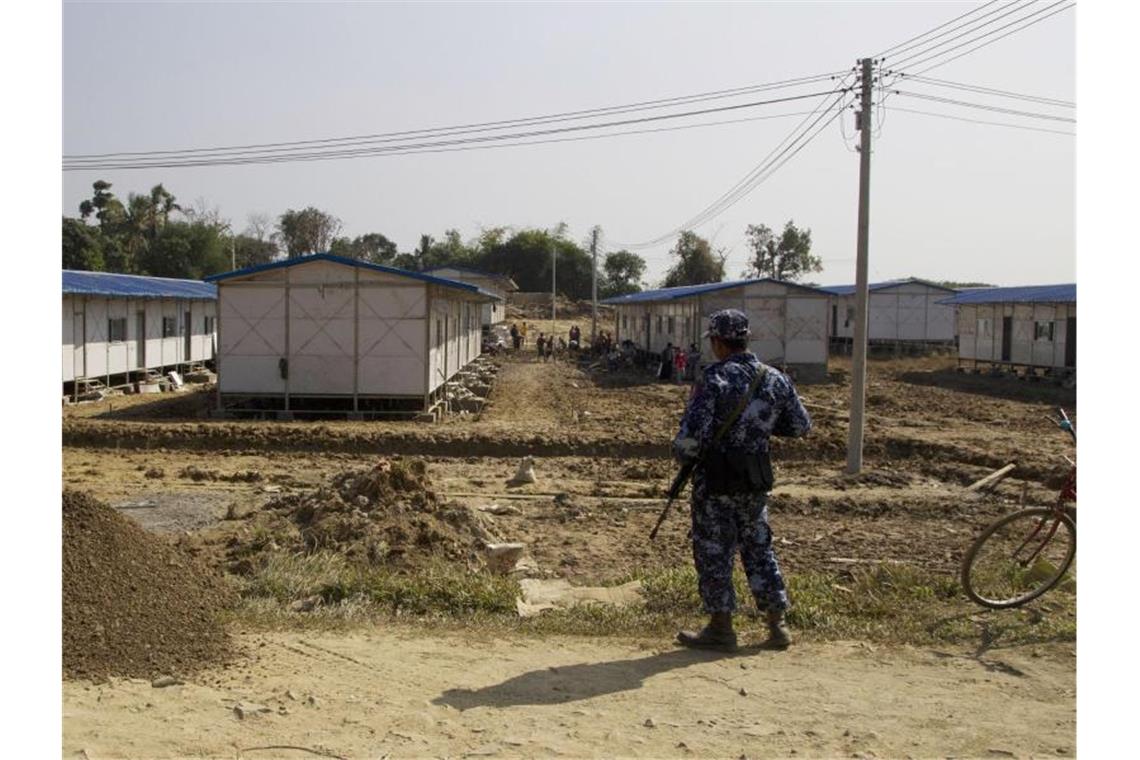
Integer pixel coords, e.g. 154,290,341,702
432,646,764,711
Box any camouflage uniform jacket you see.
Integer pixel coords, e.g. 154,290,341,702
674,352,812,497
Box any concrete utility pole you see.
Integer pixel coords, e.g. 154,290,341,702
846,57,874,474
590,227,599,345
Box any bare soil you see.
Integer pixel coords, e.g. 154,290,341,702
61,353,1077,757
62,629,1075,760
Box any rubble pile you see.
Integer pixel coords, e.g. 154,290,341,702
225,458,501,574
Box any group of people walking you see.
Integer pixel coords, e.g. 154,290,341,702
658,342,702,383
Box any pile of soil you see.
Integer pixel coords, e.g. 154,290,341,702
226,458,499,574
62,490,233,681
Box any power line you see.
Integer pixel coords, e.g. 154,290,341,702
899,74,1073,108
891,90,1075,122
64,71,845,161
886,0,1053,69
890,1,1073,73
62,88,848,169
64,89,851,171
611,75,857,249
879,0,1027,61
903,3,1075,78
616,89,855,251
887,105,1075,135
875,0,1003,57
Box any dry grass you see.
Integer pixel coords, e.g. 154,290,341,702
229,553,1075,648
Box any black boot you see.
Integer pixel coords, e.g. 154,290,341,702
677,612,737,651
761,609,792,649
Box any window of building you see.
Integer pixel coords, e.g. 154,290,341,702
108,317,127,343
977,318,992,338
656,315,663,333
667,316,676,334
162,317,177,338
844,306,855,327
1035,321,1055,342
436,318,442,348
204,316,216,335
622,314,628,330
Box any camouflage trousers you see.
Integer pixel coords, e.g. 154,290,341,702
690,491,788,614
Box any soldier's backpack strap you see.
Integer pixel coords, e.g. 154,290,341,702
710,362,770,445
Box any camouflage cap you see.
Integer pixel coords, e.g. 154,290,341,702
703,308,751,340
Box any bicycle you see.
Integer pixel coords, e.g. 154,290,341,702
960,407,1076,609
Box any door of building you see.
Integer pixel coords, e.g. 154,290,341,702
73,310,86,378
184,310,192,362
1001,316,1012,362
1065,316,1076,367
136,311,146,368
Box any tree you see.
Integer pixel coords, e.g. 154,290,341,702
476,226,593,299
744,220,821,281
662,231,725,287
601,250,646,297
232,234,278,269
136,221,230,280
276,207,342,258
62,217,106,271
329,232,399,264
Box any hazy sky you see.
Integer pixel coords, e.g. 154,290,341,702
62,1,1075,287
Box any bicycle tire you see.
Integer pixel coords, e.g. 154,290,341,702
961,507,1076,609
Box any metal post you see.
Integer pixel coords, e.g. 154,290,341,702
846,57,874,475
591,227,599,346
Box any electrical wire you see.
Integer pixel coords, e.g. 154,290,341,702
875,0,1003,57
885,0,1050,69
899,74,1073,108
613,83,856,250
889,0,1073,73
879,0,1031,62
891,90,1075,122
887,105,1075,135
64,71,846,162
903,3,1075,78
614,88,853,248
65,89,850,171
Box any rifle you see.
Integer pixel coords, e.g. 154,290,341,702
649,363,769,541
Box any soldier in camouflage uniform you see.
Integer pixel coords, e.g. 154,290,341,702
673,309,812,650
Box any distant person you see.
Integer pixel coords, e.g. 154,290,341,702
674,344,687,383
520,322,529,347
659,342,675,381
537,332,546,361
510,323,521,351
686,343,701,381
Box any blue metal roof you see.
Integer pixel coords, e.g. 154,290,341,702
937,284,1075,305
205,253,501,300
600,278,831,305
62,270,217,300
819,278,959,296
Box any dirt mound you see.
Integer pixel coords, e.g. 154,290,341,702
226,458,499,573
62,490,233,681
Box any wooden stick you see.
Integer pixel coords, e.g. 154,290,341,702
966,463,1017,492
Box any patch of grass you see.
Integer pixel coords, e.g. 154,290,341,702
229,553,1075,648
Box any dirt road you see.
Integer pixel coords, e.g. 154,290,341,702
63,630,1074,760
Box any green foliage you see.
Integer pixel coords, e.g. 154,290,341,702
601,250,646,297
329,232,398,265
277,207,343,258
62,217,106,271
662,231,724,287
135,220,231,279
744,220,821,282
232,235,278,269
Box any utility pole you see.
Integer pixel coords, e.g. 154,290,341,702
551,242,557,334
590,227,599,346
846,57,874,474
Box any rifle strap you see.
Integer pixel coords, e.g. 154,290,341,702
708,362,770,447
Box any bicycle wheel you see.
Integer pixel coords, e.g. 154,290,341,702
961,507,1076,609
